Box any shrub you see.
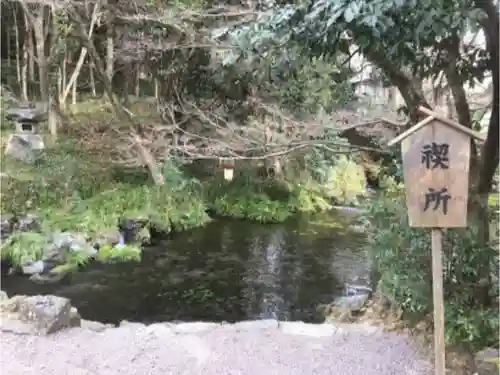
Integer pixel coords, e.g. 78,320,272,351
205,170,335,223
304,136,367,206
0,156,209,271
364,177,499,349
0,231,143,271
323,156,366,205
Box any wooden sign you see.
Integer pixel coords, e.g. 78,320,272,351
388,106,485,375
401,120,470,227
388,106,485,228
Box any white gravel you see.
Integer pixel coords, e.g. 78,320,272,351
0,320,433,375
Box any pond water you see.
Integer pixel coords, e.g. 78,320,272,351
1,214,370,324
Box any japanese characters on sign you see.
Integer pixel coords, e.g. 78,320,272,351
421,142,449,170
400,120,471,228
420,142,451,216
423,188,451,215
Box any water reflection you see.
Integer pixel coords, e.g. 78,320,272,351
1,215,369,324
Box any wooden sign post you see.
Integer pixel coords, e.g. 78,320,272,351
388,106,485,375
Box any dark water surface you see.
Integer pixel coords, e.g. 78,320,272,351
1,215,369,324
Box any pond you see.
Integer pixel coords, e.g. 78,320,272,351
0,213,370,324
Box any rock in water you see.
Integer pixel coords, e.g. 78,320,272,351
0,214,15,240
17,214,40,232
49,231,98,259
94,229,123,248
29,272,68,284
324,294,370,322
119,218,148,243
0,294,81,335
21,260,46,275
344,283,372,296
334,294,369,313
15,230,99,278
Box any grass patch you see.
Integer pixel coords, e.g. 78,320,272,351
203,173,336,223
0,232,48,266
35,183,209,237
96,244,142,262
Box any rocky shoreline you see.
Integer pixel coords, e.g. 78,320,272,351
0,291,497,375
0,289,385,339
0,286,375,336
0,207,367,285
1,213,148,283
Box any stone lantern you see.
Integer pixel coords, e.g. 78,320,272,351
4,105,46,163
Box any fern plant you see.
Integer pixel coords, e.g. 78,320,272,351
1,232,48,266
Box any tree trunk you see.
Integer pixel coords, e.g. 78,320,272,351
62,47,88,104
135,64,141,97
13,4,21,85
57,66,62,101
21,34,28,101
154,77,159,101
59,49,68,109
441,35,481,183
89,60,96,96
6,28,12,74
24,3,57,142
62,45,67,94
365,49,431,123
464,0,499,306
60,2,99,106
33,19,49,103
68,6,165,185
474,0,499,257
122,62,132,106
71,74,77,107
27,22,35,82
105,3,114,84
476,0,499,199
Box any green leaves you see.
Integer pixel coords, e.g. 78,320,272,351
211,184,293,223
344,1,364,22
238,0,491,108
364,183,499,348
0,232,48,266
2,151,211,245
97,244,141,262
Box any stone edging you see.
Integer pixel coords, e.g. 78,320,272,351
85,319,384,338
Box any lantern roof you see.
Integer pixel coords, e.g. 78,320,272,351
5,107,47,124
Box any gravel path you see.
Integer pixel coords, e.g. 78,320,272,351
1,320,432,375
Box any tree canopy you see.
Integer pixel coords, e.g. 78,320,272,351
221,0,498,190
1,0,497,191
